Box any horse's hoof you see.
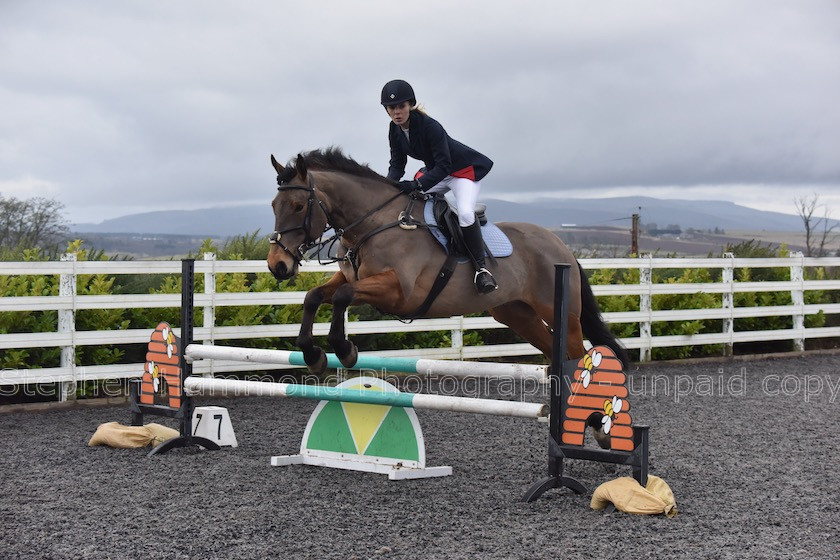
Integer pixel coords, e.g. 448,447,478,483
305,348,327,375
338,341,358,369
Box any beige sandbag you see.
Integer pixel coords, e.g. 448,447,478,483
590,474,677,518
88,421,179,449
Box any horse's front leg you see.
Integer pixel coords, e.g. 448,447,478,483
296,272,347,374
327,270,404,368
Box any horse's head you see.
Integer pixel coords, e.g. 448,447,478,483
267,153,330,280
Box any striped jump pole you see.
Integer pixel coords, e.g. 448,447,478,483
183,376,549,419
184,344,547,383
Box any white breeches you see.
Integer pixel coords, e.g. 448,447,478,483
424,176,481,227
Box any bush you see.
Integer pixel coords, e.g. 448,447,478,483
587,241,836,360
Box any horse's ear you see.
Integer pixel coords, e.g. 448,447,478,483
295,153,308,180
270,154,284,174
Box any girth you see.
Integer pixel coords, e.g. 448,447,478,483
403,254,458,319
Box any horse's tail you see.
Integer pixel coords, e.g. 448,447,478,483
577,261,632,367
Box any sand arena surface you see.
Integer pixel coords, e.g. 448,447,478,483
2,353,838,559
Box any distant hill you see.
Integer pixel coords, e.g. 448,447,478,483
73,206,275,237
71,196,815,237
480,196,808,232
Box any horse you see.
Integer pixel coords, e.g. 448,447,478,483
267,148,629,374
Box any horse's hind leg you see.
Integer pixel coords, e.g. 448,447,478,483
565,313,586,359
297,272,347,374
529,301,587,360
490,301,554,359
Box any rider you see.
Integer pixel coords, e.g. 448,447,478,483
381,79,498,294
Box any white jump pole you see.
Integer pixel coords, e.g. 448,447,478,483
184,344,547,383
183,377,549,419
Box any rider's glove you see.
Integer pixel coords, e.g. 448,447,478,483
398,180,421,193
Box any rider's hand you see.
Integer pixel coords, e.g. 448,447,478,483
398,180,421,193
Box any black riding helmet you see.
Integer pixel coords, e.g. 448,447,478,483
381,79,416,107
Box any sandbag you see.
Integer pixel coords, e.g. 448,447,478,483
88,422,179,449
590,474,677,517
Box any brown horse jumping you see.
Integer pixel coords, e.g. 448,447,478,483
267,148,628,374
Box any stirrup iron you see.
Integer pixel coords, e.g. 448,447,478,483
474,268,498,293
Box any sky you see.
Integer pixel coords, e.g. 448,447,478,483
1,0,838,226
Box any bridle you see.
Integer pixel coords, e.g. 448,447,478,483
269,175,331,266
270,172,412,270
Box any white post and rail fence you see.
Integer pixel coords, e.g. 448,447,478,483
2,253,839,402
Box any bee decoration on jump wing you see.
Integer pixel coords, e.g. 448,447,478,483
147,360,161,392
601,395,623,435
585,396,622,450
579,349,603,389
162,325,175,359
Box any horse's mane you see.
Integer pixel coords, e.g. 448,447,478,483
278,147,394,186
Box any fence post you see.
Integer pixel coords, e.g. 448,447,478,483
789,251,805,352
639,254,652,362
451,316,464,359
58,253,77,402
722,253,734,356
202,252,216,377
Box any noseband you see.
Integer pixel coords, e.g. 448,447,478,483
269,175,330,265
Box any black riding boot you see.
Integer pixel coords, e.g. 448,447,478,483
461,221,498,294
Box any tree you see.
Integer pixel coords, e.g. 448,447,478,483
794,193,839,257
0,194,70,252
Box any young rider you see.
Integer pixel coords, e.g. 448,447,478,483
381,79,498,294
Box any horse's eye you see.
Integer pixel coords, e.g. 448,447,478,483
291,202,304,213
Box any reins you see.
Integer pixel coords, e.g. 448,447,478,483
271,177,460,321
270,174,416,274
342,191,427,278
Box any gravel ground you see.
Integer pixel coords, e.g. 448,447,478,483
1,352,839,559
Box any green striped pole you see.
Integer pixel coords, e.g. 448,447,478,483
185,344,546,382
183,377,548,419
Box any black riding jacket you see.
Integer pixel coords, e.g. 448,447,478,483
387,111,493,189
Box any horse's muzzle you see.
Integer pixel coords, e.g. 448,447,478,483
267,259,296,281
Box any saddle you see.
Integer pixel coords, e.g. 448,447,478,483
430,195,481,256
423,194,512,259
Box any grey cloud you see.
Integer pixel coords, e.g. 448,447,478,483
0,0,837,222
